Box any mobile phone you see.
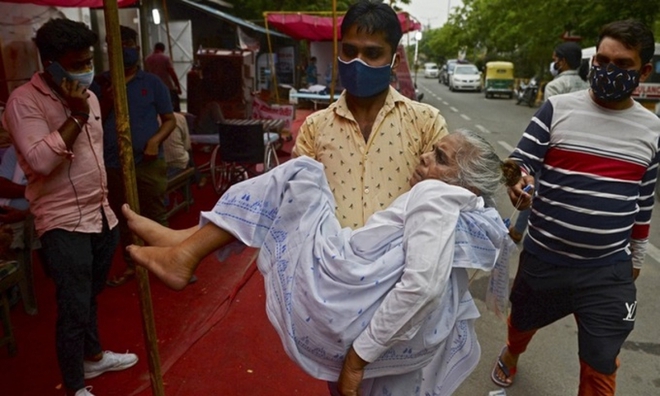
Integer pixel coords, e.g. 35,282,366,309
46,61,71,86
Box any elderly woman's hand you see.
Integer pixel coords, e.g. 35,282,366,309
337,346,368,396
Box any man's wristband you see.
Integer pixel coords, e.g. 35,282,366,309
69,116,84,131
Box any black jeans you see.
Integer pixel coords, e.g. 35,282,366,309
40,213,119,390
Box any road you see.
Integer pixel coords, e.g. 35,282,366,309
414,74,660,396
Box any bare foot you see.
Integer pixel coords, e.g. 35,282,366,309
122,203,195,246
127,244,195,290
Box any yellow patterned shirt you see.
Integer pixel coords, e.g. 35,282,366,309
293,87,448,228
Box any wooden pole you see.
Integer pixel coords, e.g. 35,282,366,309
262,13,278,103
101,1,165,395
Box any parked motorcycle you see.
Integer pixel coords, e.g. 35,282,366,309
516,77,539,107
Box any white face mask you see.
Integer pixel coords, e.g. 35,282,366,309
69,67,95,88
549,61,559,77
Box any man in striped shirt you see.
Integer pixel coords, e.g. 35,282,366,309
491,20,660,395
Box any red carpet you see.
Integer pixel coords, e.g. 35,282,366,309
1,109,329,395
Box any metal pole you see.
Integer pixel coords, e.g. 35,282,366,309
102,1,165,395
330,0,337,102
413,37,419,86
162,0,174,57
447,0,452,23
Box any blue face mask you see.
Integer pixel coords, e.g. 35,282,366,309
589,62,640,102
123,47,140,68
338,55,395,98
69,67,95,89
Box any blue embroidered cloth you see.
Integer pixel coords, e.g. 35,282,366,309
201,157,513,395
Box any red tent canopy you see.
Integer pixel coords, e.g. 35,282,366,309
0,0,137,7
266,12,421,41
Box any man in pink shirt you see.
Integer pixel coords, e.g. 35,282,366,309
144,42,182,111
2,19,138,396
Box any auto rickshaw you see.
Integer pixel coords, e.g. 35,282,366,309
483,61,514,99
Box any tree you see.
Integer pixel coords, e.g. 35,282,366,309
421,0,660,78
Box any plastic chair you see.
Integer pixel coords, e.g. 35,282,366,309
209,121,279,195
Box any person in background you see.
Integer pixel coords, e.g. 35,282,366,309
545,42,590,99
3,18,138,396
492,20,660,396
91,25,176,287
193,101,225,135
163,112,191,174
305,56,318,86
0,145,33,307
508,41,590,243
144,42,182,112
293,0,448,230
324,62,334,87
0,145,29,251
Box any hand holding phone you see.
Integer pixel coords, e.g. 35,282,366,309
46,61,71,87
46,61,90,114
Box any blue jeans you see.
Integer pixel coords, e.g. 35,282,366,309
40,213,118,390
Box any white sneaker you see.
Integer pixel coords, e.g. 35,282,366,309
83,350,139,379
75,386,95,396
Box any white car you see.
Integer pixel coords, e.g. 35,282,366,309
449,64,482,92
423,63,439,78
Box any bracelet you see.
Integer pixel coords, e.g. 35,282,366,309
69,116,84,131
71,111,90,121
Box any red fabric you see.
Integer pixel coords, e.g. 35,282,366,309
506,316,537,356
545,147,647,182
578,358,618,396
0,0,137,8
266,12,421,41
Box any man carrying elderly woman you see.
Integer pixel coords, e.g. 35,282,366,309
120,129,520,396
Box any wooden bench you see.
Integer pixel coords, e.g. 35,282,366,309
165,166,196,219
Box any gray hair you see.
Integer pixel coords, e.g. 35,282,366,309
446,129,504,206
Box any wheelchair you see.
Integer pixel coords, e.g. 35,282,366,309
209,121,280,195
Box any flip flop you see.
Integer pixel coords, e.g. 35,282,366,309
106,269,135,287
491,345,517,388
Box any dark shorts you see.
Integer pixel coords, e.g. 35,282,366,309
509,250,636,374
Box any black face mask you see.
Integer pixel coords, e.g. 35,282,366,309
123,47,139,68
589,62,641,102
